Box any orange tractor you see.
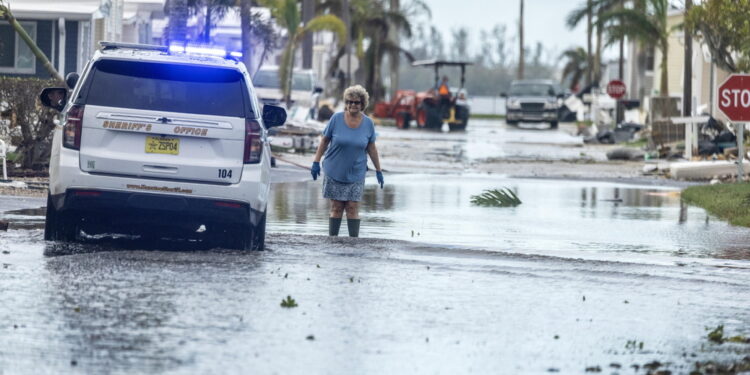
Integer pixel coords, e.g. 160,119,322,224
374,59,472,131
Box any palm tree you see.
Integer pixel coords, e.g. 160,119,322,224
198,0,236,43
566,0,622,85
262,0,346,106
165,0,190,44
318,0,416,103
598,0,671,96
560,47,589,92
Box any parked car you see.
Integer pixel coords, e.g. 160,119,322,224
501,79,564,129
252,65,322,119
39,42,286,250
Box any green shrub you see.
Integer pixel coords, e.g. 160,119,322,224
0,76,59,169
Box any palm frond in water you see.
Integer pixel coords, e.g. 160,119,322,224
470,188,522,207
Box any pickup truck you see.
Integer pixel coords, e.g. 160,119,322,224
501,79,564,129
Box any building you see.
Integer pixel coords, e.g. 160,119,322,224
623,8,731,119
1,0,165,78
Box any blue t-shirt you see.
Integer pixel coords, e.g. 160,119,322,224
322,112,376,183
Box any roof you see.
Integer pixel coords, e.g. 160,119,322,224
412,59,474,67
8,0,100,20
8,0,165,21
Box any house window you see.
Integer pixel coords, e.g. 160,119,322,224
0,21,37,74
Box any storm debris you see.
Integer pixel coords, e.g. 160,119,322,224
470,188,521,207
280,296,298,308
306,335,315,341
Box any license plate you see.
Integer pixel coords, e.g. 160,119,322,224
145,136,179,155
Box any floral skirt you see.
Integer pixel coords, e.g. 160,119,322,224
322,175,364,202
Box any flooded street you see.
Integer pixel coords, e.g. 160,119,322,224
2,166,750,374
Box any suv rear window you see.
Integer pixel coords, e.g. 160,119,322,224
254,69,313,91
85,59,246,117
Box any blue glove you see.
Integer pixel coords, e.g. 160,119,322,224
311,162,321,180
376,170,384,189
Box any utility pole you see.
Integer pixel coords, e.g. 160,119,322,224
343,0,351,87
586,0,592,86
517,0,524,79
683,0,693,117
302,0,314,69
616,0,625,125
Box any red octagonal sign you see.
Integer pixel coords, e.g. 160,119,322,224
606,80,626,99
718,74,750,122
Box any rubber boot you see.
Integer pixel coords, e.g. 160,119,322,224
347,219,360,237
329,217,342,236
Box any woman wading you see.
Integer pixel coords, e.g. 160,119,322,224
311,85,384,237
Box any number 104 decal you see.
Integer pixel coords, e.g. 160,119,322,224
218,169,233,178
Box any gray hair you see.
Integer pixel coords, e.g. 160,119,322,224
343,85,369,109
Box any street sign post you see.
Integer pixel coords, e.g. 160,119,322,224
717,74,750,179
606,80,626,99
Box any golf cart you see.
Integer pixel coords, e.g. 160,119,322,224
373,59,472,131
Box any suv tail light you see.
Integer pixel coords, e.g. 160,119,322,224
243,119,262,164
63,104,84,150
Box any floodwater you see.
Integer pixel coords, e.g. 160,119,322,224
1,175,750,374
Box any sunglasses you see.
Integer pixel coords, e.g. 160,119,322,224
345,100,362,106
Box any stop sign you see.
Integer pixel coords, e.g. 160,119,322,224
606,80,626,99
718,74,750,122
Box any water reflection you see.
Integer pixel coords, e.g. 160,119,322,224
268,174,750,260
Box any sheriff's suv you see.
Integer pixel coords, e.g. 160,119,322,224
39,42,286,250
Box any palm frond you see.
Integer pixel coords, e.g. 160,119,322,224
471,188,522,207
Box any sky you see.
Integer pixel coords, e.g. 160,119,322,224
419,0,597,60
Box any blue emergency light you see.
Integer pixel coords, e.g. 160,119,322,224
168,43,243,59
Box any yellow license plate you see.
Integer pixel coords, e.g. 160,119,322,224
145,136,179,155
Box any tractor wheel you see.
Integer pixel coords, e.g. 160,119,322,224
424,106,442,129
450,106,469,131
416,109,427,128
396,112,411,129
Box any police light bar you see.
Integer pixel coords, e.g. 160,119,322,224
168,43,243,59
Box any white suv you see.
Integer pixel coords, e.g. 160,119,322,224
252,66,322,119
39,42,286,250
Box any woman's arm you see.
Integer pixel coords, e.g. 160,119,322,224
366,142,381,171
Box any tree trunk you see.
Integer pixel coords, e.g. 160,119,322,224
660,41,669,97
517,0,524,79
204,5,212,43
301,0,314,69
240,0,254,73
618,0,624,80
168,0,188,44
0,4,63,84
389,0,400,98
594,7,602,84
683,0,693,116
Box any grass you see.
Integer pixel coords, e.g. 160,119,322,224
470,113,505,119
622,138,648,148
682,182,750,227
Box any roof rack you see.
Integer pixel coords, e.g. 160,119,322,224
99,41,168,52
